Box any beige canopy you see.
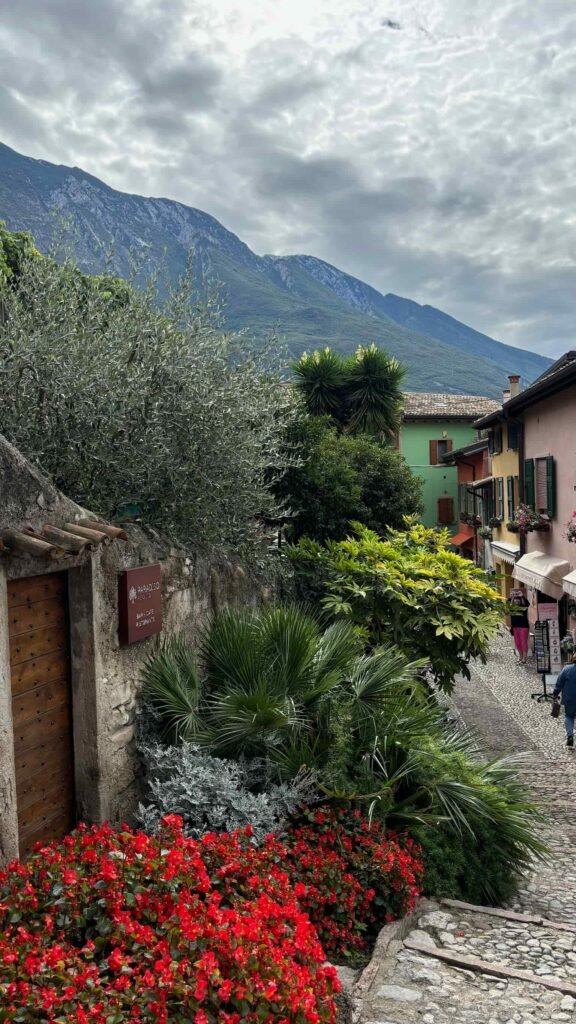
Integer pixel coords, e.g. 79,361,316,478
513,551,571,600
491,540,520,567
562,568,576,600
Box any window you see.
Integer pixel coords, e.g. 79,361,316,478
429,438,453,465
489,427,503,454
507,422,520,450
535,456,555,516
497,477,504,519
507,476,515,520
437,496,455,525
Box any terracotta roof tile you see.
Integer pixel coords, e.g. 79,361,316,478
402,392,500,420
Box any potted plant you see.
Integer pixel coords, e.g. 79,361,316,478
566,512,576,543
464,513,482,527
510,503,550,534
478,526,493,540
488,516,502,528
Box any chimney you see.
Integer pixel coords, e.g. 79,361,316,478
502,388,511,403
508,374,521,398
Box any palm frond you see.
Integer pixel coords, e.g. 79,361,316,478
141,637,202,744
201,608,263,695
292,348,347,420
345,345,406,437
258,604,320,693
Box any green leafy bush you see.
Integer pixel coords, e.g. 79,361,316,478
274,415,422,543
289,520,504,691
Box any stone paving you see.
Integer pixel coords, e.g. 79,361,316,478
352,634,576,1024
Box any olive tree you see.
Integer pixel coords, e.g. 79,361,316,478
0,248,295,549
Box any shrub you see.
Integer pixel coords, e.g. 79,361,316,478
274,415,423,543
0,817,339,1023
289,520,504,691
137,740,318,841
414,819,523,907
283,806,423,958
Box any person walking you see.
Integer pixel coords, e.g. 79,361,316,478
509,587,530,664
553,653,576,748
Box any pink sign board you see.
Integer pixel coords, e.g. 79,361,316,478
537,603,558,621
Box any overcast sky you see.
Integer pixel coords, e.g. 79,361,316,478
1,0,575,356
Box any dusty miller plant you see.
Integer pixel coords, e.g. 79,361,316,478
0,250,296,549
137,739,318,841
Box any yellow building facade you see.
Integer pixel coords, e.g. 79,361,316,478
478,417,521,600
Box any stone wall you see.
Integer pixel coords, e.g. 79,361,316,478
0,432,270,861
87,530,267,825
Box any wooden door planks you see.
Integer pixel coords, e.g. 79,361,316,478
8,571,75,857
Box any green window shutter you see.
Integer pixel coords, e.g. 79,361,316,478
507,422,519,450
546,456,556,517
507,476,514,519
497,478,504,518
524,458,535,507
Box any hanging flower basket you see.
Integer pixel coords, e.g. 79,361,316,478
464,513,482,527
506,521,520,533
488,517,502,528
510,504,549,534
566,513,576,542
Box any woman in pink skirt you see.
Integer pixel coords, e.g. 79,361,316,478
509,587,530,664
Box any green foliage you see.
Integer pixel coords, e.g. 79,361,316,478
0,238,295,549
142,606,366,767
139,604,546,898
412,746,545,905
0,220,40,288
289,520,504,691
293,344,406,438
274,416,423,543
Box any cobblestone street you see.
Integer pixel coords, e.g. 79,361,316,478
353,632,576,1024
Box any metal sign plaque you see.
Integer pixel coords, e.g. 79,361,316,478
119,564,162,644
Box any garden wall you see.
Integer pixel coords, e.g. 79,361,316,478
0,432,268,863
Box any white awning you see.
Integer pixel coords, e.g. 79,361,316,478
513,551,571,600
563,569,576,599
491,541,520,567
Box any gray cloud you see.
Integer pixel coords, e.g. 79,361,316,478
0,0,575,358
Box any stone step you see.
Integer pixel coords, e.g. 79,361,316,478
354,902,576,1024
414,904,576,982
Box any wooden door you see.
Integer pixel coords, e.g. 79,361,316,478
8,572,75,857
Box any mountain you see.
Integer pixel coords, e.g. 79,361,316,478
0,142,550,396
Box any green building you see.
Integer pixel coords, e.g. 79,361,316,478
399,393,500,534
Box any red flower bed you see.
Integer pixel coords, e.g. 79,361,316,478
0,816,339,1024
283,806,424,957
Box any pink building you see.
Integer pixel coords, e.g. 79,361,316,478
503,353,576,636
